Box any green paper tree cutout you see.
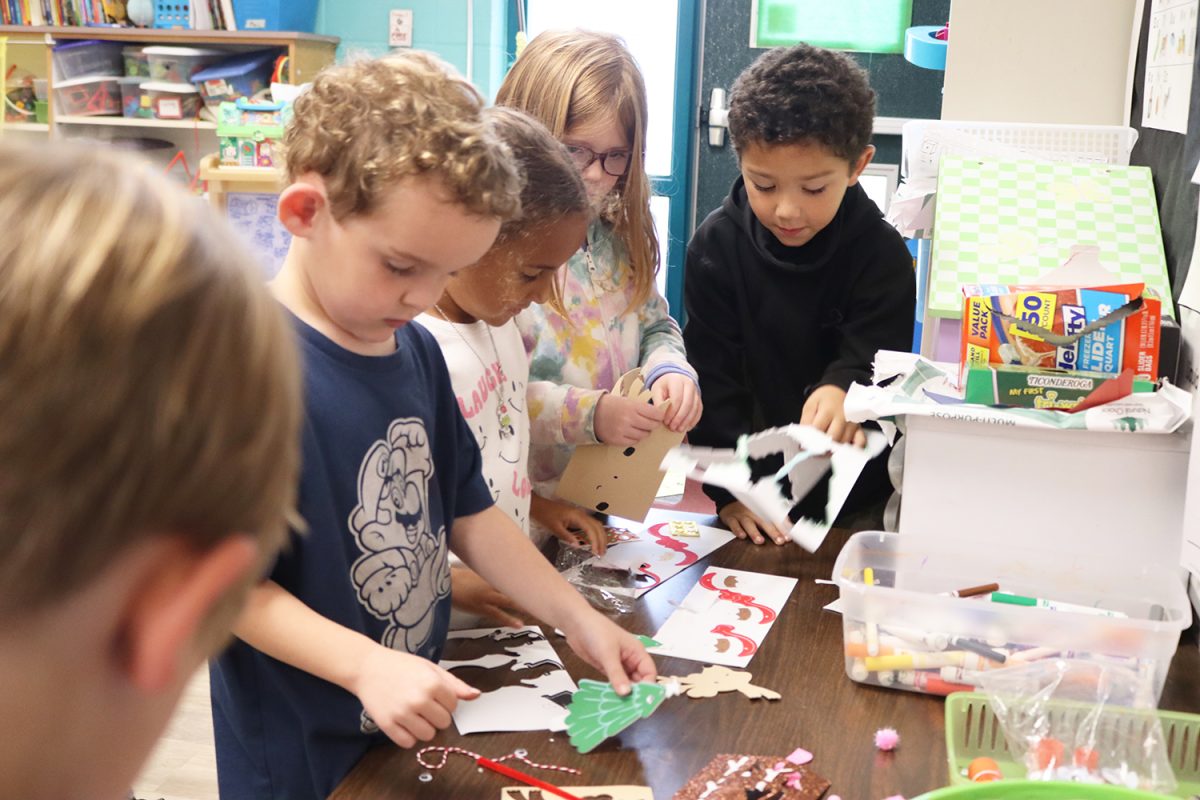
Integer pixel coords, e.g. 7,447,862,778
565,679,667,754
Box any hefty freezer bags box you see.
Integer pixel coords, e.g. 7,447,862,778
960,282,1161,386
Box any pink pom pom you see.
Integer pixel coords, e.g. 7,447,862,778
874,727,900,751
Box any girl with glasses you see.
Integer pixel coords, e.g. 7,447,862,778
496,29,702,541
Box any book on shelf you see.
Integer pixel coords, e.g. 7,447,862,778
2,0,241,28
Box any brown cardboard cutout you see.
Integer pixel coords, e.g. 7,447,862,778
502,787,653,800
555,370,684,522
659,665,782,701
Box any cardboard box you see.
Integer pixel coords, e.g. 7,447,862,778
962,363,1154,409
960,282,1162,385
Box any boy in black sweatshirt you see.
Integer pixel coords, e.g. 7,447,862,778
683,44,915,545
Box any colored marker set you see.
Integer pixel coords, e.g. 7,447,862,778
831,531,1188,700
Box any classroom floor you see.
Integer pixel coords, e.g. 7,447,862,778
132,668,218,800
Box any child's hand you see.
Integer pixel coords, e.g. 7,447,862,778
451,566,526,628
719,500,788,546
352,645,479,748
649,373,703,433
561,611,656,695
800,385,867,447
593,392,666,446
531,495,608,555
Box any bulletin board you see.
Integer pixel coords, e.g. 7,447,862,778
1130,0,1200,300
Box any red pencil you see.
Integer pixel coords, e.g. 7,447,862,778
476,756,585,800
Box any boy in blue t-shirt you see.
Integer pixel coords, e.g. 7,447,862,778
210,53,656,800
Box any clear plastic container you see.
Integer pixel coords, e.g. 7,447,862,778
54,75,122,116
32,78,47,102
191,49,277,112
122,46,150,78
140,81,202,120
118,77,148,118
144,46,224,83
832,531,1188,701
52,40,124,81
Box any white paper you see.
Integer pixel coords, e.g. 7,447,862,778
655,464,688,498
847,351,1193,437
648,568,797,668
661,425,886,552
438,626,576,734
1142,0,1198,133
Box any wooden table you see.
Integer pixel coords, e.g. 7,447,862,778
333,509,1200,799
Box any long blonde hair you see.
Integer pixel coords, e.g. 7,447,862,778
495,29,658,313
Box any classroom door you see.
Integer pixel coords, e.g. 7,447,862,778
526,0,699,319
692,0,949,229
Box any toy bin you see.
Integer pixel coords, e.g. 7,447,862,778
122,46,150,78
144,46,224,83
52,40,124,81
54,75,122,116
940,693,1200,797
140,81,202,120
234,0,318,32
832,531,1188,701
118,77,148,118
191,50,277,113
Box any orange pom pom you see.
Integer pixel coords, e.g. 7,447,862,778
967,756,1002,782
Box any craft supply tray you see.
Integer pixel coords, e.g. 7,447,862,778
832,531,1188,700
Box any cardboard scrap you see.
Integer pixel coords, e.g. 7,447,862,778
658,665,781,701
502,788,653,800
557,370,685,521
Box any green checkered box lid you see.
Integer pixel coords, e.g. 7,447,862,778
929,156,1172,320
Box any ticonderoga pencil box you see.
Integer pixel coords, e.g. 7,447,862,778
962,363,1155,410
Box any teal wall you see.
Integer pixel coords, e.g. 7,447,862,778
315,0,511,98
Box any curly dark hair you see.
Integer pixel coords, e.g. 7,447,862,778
727,44,876,163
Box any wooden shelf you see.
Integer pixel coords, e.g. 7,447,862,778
199,154,282,183
3,121,50,131
0,25,337,46
56,115,218,130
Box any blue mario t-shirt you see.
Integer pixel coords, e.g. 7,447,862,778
210,315,493,800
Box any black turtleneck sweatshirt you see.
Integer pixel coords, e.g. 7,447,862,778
683,177,916,511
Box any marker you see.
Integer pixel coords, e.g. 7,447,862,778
865,620,880,656
882,624,949,651
990,592,1127,618
863,567,875,586
1008,646,1061,664
942,582,1000,598
865,651,972,671
897,670,974,696
948,636,1008,663
476,757,585,800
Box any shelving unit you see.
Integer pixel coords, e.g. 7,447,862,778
1,25,337,167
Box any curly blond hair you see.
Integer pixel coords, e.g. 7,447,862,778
284,51,522,222
0,142,301,637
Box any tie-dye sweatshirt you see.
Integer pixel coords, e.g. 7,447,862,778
515,219,697,499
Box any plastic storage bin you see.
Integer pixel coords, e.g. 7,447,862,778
144,46,224,83
832,531,1189,700
140,81,202,120
191,50,277,112
234,0,318,31
52,40,124,81
123,46,150,77
54,75,122,116
942,692,1200,797
118,77,147,118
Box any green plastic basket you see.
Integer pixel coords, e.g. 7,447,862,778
943,692,1200,798
915,780,1165,799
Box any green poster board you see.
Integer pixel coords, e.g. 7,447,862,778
929,156,1174,319
751,0,914,53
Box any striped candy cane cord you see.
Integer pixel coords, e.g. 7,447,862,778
416,745,582,776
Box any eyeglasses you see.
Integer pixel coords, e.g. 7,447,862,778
564,144,632,177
